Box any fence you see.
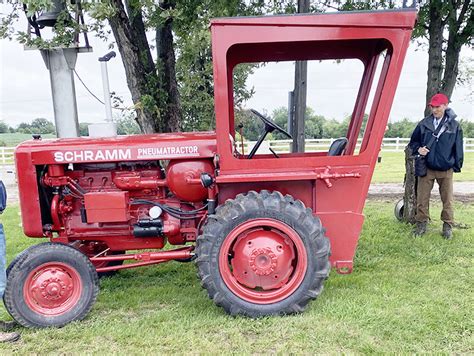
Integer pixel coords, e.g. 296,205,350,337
0,147,15,165
237,137,474,154
0,138,472,164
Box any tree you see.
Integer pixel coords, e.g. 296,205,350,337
0,121,9,134
321,1,473,117
235,109,265,141
418,0,473,116
79,122,90,136
99,1,169,133
173,1,262,132
1,1,262,134
155,0,181,133
385,118,417,138
272,107,327,139
30,118,56,134
322,117,349,139
115,114,142,135
15,118,56,134
459,119,474,137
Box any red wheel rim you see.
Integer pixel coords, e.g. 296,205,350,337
24,262,83,316
219,218,307,304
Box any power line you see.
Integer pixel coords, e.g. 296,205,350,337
73,69,129,111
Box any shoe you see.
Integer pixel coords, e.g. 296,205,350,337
414,221,427,237
0,320,17,332
0,332,20,343
442,222,453,239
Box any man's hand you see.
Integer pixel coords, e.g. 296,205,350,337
418,146,430,156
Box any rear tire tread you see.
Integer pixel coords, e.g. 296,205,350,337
196,190,331,317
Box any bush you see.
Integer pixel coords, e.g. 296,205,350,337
0,121,9,134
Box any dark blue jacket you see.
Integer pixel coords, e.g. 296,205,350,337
0,180,6,213
409,108,464,172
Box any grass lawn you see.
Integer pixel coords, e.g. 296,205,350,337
372,151,474,183
0,200,472,353
0,133,56,147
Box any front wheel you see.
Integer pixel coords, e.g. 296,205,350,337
196,190,330,317
4,242,99,328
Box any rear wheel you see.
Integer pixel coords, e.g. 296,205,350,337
4,242,99,328
196,190,330,317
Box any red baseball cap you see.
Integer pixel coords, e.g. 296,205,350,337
429,93,449,106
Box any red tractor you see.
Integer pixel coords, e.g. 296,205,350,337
7,10,417,327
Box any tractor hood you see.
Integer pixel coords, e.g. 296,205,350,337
15,131,217,165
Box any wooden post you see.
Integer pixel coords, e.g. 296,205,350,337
403,145,417,223
291,0,309,153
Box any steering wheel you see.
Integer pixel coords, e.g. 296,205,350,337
250,109,292,139
247,109,292,159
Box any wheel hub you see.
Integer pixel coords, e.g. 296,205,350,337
219,218,308,304
24,263,82,316
249,247,277,276
231,227,295,290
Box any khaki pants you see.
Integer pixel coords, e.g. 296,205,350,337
416,168,454,225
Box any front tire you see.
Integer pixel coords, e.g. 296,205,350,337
4,242,99,328
196,190,330,317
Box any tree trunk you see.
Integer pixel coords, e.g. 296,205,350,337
440,0,471,99
403,145,417,224
156,0,181,133
108,0,161,133
125,0,155,76
424,0,445,118
424,0,471,117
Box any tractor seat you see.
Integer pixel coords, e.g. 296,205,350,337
328,137,348,156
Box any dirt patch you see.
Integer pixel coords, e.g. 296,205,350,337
367,192,474,203
368,182,474,203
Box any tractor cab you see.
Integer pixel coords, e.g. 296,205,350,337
212,10,415,168
211,10,416,271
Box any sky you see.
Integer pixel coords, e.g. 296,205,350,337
0,11,472,128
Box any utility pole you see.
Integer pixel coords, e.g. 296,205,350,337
24,0,91,138
291,0,310,153
41,48,81,138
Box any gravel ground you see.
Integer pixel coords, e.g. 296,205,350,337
368,181,474,202
2,165,473,204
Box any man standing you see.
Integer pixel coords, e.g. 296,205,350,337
409,93,464,239
0,179,20,342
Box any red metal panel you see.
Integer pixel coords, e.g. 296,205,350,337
211,10,417,29
14,149,44,237
84,191,129,223
16,132,217,165
317,212,365,272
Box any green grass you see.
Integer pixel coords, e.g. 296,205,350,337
0,201,473,353
372,151,474,183
0,133,56,147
